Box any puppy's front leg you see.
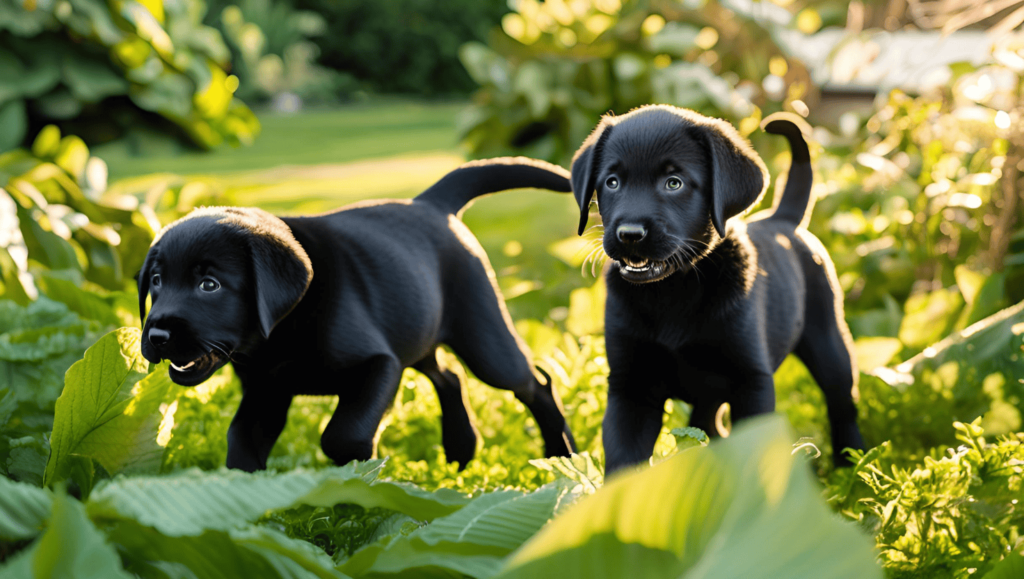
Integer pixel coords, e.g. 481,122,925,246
602,338,672,476
320,355,403,466
226,390,293,472
728,371,776,424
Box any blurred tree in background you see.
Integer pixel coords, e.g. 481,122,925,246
0,0,259,152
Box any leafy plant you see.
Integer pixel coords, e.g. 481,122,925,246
215,0,355,105
0,0,259,151
293,0,510,96
828,420,1024,578
458,0,810,165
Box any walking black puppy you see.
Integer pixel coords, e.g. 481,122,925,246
137,158,577,472
570,105,864,475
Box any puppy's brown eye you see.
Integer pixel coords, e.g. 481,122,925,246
200,279,220,292
152,274,161,287
666,177,683,191
605,176,619,190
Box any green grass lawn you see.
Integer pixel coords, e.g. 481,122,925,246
98,100,466,180
104,99,589,320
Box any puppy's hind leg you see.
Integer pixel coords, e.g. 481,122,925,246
320,355,403,466
413,351,479,469
794,250,865,466
446,293,575,457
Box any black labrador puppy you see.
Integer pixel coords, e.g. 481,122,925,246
570,105,864,475
138,158,577,472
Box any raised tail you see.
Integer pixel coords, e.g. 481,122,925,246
415,157,571,216
762,112,813,228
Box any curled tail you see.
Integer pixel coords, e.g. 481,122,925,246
762,112,813,228
415,157,571,216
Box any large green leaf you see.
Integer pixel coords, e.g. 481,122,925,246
109,520,349,579
898,287,964,352
496,415,881,579
36,274,121,327
43,327,151,486
296,477,470,522
341,487,562,578
15,203,83,273
876,300,1024,435
0,491,132,579
0,475,53,540
88,461,385,536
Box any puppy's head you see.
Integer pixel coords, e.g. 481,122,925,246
137,207,312,386
571,105,768,283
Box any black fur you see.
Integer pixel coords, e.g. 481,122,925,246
138,157,577,472
570,106,864,475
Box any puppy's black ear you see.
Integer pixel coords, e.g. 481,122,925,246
137,251,153,324
570,120,613,236
701,120,769,238
244,210,313,339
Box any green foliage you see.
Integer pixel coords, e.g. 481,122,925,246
499,415,880,579
1,125,158,296
293,0,509,96
827,421,1024,579
0,475,51,540
0,411,882,578
812,88,1018,342
213,0,357,104
0,298,104,485
2,491,132,579
0,0,259,152
44,328,172,491
459,0,804,164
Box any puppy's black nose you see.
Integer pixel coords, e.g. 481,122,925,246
149,328,171,347
616,224,647,243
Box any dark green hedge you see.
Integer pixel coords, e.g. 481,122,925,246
292,0,509,96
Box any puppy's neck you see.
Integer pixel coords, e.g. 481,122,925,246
673,225,756,296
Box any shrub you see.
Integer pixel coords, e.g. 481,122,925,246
457,0,808,165
293,0,509,96
0,0,259,151
209,0,359,105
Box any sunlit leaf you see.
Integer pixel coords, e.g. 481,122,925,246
497,415,881,579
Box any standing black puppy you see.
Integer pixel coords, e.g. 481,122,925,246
570,105,864,475
138,158,576,472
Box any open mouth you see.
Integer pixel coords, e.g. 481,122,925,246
617,256,677,284
167,349,229,386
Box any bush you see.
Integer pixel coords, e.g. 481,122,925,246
0,0,259,152
457,0,807,165
292,0,509,96
208,0,359,105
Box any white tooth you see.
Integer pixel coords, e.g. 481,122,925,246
171,360,196,372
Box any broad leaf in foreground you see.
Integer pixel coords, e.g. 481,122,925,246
0,491,132,579
87,459,452,537
44,327,154,486
108,520,350,579
496,414,882,579
0,475,53,540
340,486,563,578
297,476,470,521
